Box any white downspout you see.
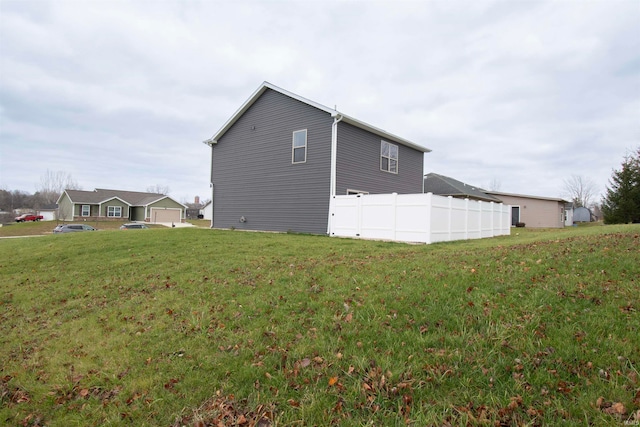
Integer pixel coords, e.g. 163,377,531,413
327,113,343,235
203,139,216,229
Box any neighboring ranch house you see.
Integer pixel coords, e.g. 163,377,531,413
422,173,503,203
421,173,567,229
204,82,431,234
57,189,187,223
485,191,568,228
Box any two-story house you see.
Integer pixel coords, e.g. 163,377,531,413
204,82,431,234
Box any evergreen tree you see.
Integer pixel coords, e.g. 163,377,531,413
601,148,640,224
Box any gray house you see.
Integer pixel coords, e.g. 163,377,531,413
204,82,431,234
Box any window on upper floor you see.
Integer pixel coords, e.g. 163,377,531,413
292,129,307,164
380,140,398,173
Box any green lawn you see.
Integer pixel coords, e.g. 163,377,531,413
1,224,638,426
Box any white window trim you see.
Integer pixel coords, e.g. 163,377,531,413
81,205,90,216
380,140,398,174
107,205,122,218
292,129,307,164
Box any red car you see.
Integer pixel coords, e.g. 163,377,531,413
15,214,44,222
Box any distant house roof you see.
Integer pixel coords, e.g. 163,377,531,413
204,81,432,154
423,173,503,203
486,190,568,203
59,189,186,208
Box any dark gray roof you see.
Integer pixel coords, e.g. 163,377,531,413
423,173,503,203
63,189,173,206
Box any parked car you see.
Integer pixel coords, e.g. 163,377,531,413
120,223,149,230
53,224,97,233
15,213,44,222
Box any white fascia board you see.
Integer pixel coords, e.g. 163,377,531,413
99,196,132,206
204,81,432,154
56,190,70,205
144,195,189,209
487,191,568,203
338,114,431,153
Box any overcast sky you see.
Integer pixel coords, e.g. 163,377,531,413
1,0,638,204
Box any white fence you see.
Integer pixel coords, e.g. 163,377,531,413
329,193,511,244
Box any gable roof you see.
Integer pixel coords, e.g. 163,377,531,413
204,81,431,153
60,189,186,207
423,173,503,203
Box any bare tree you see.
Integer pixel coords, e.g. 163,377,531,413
487,177,502,191
563,174,598,208
146,184,170,195
37,170,80,205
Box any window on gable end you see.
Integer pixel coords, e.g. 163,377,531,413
381,141,398,173
292,129,307,164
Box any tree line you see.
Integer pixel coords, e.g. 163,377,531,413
0,170,80,213
3,154,638,224
602,147,640,224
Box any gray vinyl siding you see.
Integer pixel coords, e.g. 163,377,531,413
335,122,424,195
212,89,333,234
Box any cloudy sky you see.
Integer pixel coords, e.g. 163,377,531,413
1,0,638,204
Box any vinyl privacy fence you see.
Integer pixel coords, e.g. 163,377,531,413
329,193,511,244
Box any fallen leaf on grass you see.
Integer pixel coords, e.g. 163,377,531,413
299,358,311,368
604,402,626,415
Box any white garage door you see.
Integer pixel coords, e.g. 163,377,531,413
151,208,181,223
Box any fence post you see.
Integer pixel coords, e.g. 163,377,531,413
464,198,469,240
477,201,483,237
425,192,432,244
356,194,362,237
489,202,495,237
392,193,398,241
447,196,453,241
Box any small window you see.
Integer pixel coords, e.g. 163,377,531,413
381,141,398,173
292,129,307,164
347,189,369,195
107,206,122,218
81,205,90,216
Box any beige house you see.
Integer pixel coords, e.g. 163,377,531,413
486,191,568,228
57,189,187,224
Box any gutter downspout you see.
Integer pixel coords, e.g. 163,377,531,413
327,113,343,235
203,138,216,228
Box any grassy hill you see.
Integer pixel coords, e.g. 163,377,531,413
1,224,638,426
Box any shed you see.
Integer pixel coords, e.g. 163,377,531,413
573,206,592,223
